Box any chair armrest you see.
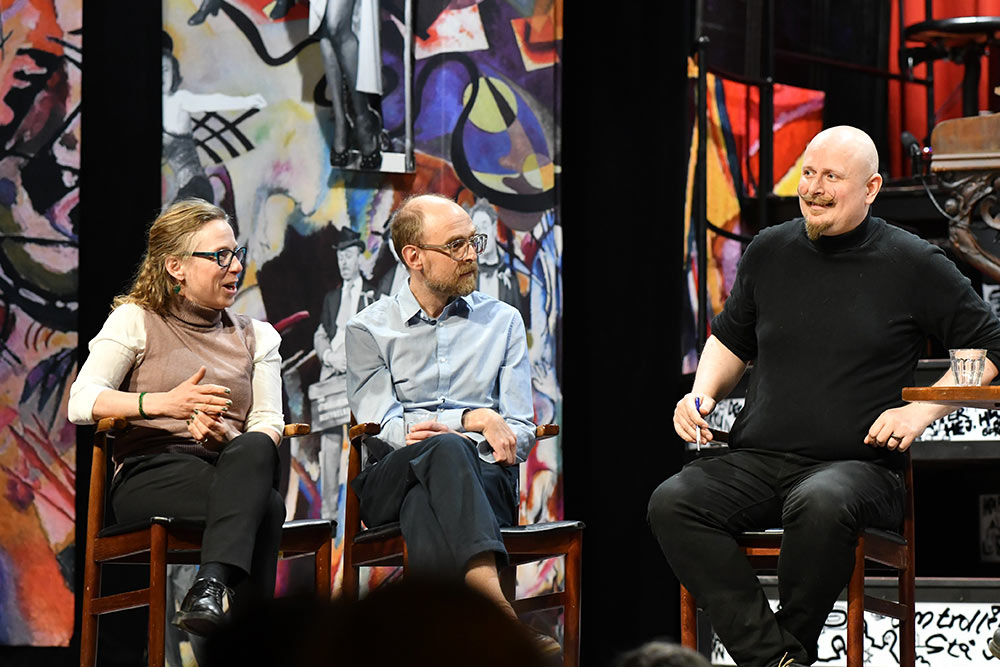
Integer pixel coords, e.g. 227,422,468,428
536,424,559,440
96,417,129,433
283,423,310,437
349,422,381,444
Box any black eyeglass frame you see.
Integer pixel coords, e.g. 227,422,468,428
415,233,488,260
190,246,248,270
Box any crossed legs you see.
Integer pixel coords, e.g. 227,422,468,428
354,433,518,606
111,433,285,605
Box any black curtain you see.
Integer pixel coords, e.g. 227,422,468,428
561,2,693,664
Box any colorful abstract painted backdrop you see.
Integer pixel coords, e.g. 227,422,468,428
682,59,822,372
163,0,562,627
0,0,81,647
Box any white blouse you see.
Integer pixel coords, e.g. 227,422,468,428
68,303,285,438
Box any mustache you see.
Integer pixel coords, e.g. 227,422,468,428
800,192,836,206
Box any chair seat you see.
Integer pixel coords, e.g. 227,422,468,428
502,521,586,535
735,527,906,545
353,520,586,545
354,522,402,544
864,527,907,546
98,516,205,538
99,517,335,539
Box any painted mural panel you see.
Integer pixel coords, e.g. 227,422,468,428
163,0,561,650
681,60,822,372
0,0,80,647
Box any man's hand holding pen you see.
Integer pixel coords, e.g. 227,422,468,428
674,392,715,446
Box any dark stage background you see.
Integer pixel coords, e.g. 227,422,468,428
6,1,967,666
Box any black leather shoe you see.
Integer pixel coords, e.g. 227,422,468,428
990,627,1000,658
171,577,233,636
188,0,222,26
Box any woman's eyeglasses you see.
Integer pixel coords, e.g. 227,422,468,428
191,246,248,270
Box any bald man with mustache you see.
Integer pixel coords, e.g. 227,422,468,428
649,126,1000,667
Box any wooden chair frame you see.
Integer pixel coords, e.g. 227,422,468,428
342,422,584,667
679,453,916,667
80,418,334,667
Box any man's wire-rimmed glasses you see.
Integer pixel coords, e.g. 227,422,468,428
415,233,487,260
191,246,248,270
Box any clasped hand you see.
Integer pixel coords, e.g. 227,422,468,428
158,367,235,450
405,409,517,465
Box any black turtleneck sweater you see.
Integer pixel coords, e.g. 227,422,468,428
712,214,1000,465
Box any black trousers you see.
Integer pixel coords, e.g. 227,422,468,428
110,432,285,600
352,433,519,575
647,449,905,667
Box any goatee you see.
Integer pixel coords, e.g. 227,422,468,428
804,219,832,241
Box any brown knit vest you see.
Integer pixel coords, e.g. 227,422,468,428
112,299,257,466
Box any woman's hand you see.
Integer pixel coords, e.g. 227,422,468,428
147,367,232,420
187,409,239,452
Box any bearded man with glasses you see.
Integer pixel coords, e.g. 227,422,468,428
345,193,561,655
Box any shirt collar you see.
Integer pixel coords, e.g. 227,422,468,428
397,281,474,325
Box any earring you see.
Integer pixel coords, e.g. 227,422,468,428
173,284,182,295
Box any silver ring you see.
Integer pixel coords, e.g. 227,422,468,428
889,434,902,441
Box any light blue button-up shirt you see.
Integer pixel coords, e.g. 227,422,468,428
345,281,536,463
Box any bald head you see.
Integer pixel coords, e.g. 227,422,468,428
797,126,883,239
805,126,879,181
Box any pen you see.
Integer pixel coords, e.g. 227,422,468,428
694,397,702,452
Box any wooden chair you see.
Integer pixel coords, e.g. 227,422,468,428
80,418,334,667
679,443,916,667
343,422,584,667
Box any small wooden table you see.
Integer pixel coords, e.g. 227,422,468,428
902,385,1000,410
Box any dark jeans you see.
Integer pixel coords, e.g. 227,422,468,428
111,432,285,600
352,433,519,575
647,449,905,667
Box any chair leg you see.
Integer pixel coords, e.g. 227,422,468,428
341,554,360,600
316,535,332,599
148,524,168,667
899,559,916,667
846,538,865,667
680,584,698,651
79,559,101,667
562,534,583,667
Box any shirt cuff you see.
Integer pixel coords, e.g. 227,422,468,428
437,408,467,433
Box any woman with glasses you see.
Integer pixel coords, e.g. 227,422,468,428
68,198,285,637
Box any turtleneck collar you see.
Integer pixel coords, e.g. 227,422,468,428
808,211,874,253
167,296,223,328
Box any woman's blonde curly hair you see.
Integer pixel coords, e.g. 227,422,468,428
113,199,230,314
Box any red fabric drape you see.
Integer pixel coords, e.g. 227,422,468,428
888,0,1000,177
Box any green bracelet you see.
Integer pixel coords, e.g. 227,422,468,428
138,392,150,419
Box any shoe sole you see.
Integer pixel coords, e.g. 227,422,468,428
990,638,1000,659
172,610,222,637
